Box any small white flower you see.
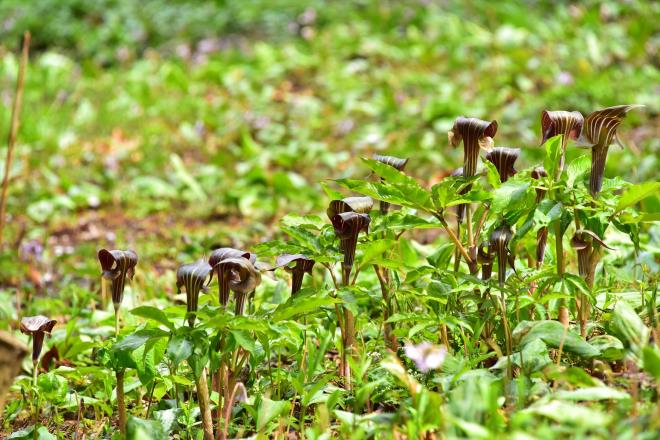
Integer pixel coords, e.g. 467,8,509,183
404,342,447,373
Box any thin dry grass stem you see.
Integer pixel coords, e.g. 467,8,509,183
0,32,30,247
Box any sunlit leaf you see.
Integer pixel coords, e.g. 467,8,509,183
615,181,660,212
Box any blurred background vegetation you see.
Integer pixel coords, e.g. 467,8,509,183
0,0,657,261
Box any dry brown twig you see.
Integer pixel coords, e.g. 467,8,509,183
0,31,31,247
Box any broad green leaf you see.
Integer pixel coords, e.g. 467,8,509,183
113,329,169,352
166,335,193,364
153,408,178,434
271,288,339,322
361,158,420,187
257,397,290,431
565,155,590,188
491,181,532,214
615,181,660,212
543,135,562,179
490,338,551,373
523,400,609,427
371,212,441,233
611,301,650,364
359,239,397,267
335,178,432,212
554,386,630,401
514,320,600,358
589,335,624,361
130,306,175,331
642,346,660,379
230,330,257,354
127,416,167,440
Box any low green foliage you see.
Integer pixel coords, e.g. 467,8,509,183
1,0,658,439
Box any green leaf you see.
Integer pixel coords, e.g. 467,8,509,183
490,338,551,373
611,301,650,364
257,397,290,432
589,335,624,361
554,387,630,401
166,335,193,364
319,181,344,200
113,329,169,352
153,409,178,434
361,158,419,187
565,155,590,188
615,181,660,212
543,135,562,179
271,288,339,322
359,239,397,267
523,400,609,427
170,153,206,200
483,160,501,189
491,181,532,214
230,330,257,354
7,427,57,440
642,346,660,379
127,416,167,440
130,306,175,331
514,320,600,358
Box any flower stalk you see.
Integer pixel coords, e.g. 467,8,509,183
97,248,137,437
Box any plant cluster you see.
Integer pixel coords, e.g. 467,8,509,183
4,105,658,439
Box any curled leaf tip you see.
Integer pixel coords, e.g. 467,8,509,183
485,147,520,183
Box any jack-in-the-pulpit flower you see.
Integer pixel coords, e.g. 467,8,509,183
98,249,138,312
540,110,584,173
448,116,498,178
489,224,513,287
214,258,262,315
209,247,256,309
570,229,614,278
531,166,548,203
327,196,374,220
331,211,370,283
373,154,409,214
209,247,256,266
176,259,212,327
20,315,56,364
478,241,494,281
531,166,549,265
485,147,520,183
404,342,447,373
575,105,642,196
274,254,315,295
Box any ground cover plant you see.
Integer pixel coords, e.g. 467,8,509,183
0,1,659,439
